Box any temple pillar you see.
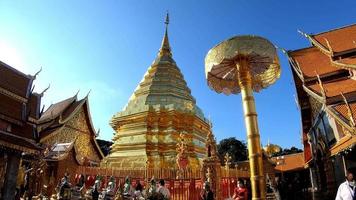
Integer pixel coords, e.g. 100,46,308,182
2,153,21,200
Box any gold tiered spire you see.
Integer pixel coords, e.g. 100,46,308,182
104,14,212,169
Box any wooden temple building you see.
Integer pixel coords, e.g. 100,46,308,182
287,24,356,198
37,95,104,195
0,61,42,199
0,60,105,198
104,15,212,169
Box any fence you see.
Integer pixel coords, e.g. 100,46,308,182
74,166,250,200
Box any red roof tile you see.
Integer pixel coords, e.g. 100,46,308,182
312,24,356,53
333,101,356,124
308,78,356,98
272,153,304,172
289,47,342,78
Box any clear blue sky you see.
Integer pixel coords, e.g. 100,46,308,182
1,1,355,149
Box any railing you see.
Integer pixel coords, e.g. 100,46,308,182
74,166,251,200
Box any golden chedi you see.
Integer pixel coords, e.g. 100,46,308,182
104,14,212,169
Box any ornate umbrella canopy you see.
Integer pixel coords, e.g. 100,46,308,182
205,35,281,94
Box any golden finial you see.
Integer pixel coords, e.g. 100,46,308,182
165,11,169,26
158,11,172,57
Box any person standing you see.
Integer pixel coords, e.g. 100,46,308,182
335,169,355,200
200,181,214,200
232,179,248,200
157,179,170,200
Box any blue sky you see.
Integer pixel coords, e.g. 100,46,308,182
1,0,355,148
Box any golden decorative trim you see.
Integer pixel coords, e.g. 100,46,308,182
331,58,356,70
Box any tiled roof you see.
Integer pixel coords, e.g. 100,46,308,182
272,153,304,172
333,101,356,125
46,142,74,160
308,78,356,98
336,56,356,65
0,61,32,98
289,47,343,79
39,96,76,123
330,135,356,156
312,24,356,53
61,99,85,120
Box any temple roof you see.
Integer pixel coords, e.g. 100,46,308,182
0,60,33,98
112,14,207,123
288,24,356,106
308,78,356,99
271,153,304,172
288,47,345,79
39,95,91,135
288,24,356,161
311,24,356,54
0,61,42,152
39,95,104,159
38,95,77,123
332,100,356,127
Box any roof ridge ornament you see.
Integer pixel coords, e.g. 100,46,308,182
324,38,334,57
340,92,356,127
40,84,50,97
315,72,326,100
278,46,304,82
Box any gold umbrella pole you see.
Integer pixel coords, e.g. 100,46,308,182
238,58,266,200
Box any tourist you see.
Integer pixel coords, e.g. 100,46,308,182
58,174,72,200
335,169,355,200
134,180,145,200
232,179,248,200
157,179,170,199
200,181,214,200
91,180,100,200
123,176,134,199
148,177,157,195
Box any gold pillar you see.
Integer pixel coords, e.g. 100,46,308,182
238,58,266,200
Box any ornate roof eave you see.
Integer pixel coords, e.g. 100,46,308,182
48,140,76,161
57,96,105,159
81,96,105,159
282,48,305,83
38,94,78,125
324,105,356,136
298,30,332,56
331,58,356,70
302,85,326,104
58,99,86,124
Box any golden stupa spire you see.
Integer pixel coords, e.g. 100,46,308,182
158,12,172,57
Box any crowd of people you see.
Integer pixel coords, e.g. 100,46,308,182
54,175,172,200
